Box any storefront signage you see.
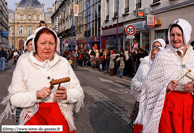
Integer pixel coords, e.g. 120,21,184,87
74,5,78,16
146,15,155,27
125,25,136,36
102,26,123,36
124,21,148,32
127,35,135,39
1,31,7,36
136,9,144,18
94,36,100,42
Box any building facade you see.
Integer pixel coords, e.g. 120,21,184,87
51,0,101,51
101,0,194,52
9,0,53,50
0,0,9,49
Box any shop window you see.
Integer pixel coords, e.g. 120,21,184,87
155,30,168,44
142,32,149,50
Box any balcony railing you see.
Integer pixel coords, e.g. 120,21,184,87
125,7,129,13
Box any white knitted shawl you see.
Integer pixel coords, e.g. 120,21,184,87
134,44,194,133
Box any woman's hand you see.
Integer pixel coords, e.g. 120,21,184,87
54,86,67,100
36,87,51,99
182,82,194,92
166,80,178,93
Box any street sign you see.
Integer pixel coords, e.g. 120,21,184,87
125,25,136,36
127,35,135,39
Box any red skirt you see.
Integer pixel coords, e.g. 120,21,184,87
159,91,194,133
25,102,75,133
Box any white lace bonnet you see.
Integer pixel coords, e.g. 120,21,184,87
168,19,192,46
24,34,34,50
32,27,60,53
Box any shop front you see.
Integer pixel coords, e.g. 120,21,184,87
124,21,149,51
102,24,124,53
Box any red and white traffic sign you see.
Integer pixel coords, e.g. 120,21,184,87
125,25,136,36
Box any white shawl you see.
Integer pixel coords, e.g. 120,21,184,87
134,44,194,133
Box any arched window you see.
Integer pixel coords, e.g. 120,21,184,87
27,27,32,35
19,27,24,34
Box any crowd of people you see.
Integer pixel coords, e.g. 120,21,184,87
60,45,151,78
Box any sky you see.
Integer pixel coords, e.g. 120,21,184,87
5,0,54,11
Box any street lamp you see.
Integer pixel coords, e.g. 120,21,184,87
71,0,74,50
116,0,119,53
86,1,89,50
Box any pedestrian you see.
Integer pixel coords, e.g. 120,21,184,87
99,49,104,71
0,48,7,71
129,47,161,133
13,49,19,64
71,50,78,69
0,27,84,133
134,19,194,133
190,40,194,50
39,20,46,27
117,50,126,78
81,50,88,67
17,34,34,63
132,40,138,50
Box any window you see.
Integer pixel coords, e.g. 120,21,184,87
106,0,109,16
153,0,160,3
136,0,141,9
37,16,39,20
19,27,23,34
125,0,129,13
114,0,117,13
125,0,129,8
20,15,23,20
27,27,32,35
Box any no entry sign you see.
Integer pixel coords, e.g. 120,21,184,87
125,25,136,36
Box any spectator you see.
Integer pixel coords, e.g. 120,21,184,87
0,48,7,71
190,40,194,50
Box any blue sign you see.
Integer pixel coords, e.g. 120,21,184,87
1,31,7,36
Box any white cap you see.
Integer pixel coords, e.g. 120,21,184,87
24,34,34,49
32,27,60,53
168,19,192,46
153,38,166,48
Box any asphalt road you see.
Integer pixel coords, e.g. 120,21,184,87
0,60,136,133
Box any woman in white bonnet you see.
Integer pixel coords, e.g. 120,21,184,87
17,34,34,63
129,46,162,132
0,27,84,133
134,19,194,133
139,38,166,67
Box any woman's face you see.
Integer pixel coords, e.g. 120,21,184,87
151,50,159,61
152,42,161,48
26,40,33,52
35,33,56,62
170,27,184,49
